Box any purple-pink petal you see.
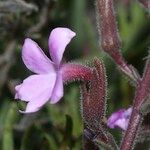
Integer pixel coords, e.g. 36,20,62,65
15,74,56,113
50,72,63,104
15,27,77,112
48,27,76,66
107,107,132,130
22,38,55,74
113,118,128,131
107,109,125,128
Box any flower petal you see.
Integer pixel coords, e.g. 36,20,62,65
107,107,132,130
114,118,129,131
50,72,63,104
15,73,56,113
48,27,76,66
22,38,55,74
107,109,125,129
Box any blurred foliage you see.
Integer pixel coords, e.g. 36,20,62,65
0,0,149,149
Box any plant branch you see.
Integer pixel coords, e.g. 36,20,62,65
120,106,142,150
120,57,150,150
96,0,140,85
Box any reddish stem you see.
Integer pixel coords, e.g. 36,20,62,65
97,0,140,84
120,106,142,150
121,58,150,150
61,63,93,83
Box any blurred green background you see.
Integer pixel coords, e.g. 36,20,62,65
0,0,150,149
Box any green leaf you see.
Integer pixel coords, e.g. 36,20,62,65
2,102,18,150
62,114,73,148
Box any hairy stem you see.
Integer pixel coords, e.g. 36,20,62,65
62,63,93,83
96,0,140,84
120,106,142,150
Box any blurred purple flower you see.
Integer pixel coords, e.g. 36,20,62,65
107,107,132,130
15,27,76,113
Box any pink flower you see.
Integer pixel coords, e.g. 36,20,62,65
15,27,76,113
107,107,132,130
